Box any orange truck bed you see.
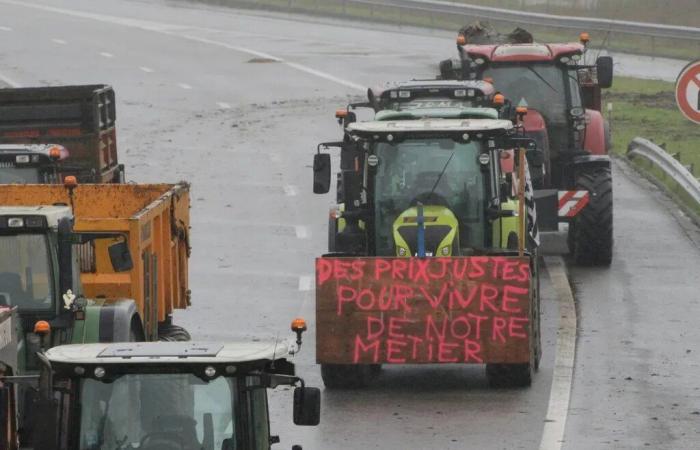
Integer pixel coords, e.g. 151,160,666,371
0,184,190,337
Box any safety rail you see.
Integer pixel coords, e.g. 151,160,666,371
213,0,700,42
627,137,700,207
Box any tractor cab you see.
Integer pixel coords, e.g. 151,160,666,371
0,205,132,373
31,338,320,450
0,144,68,184
313,118,536,257
440,34,613,188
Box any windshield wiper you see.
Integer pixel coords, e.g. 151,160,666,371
428,152,455,198
526,66,559,94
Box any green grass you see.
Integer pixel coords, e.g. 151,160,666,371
605,76,700,217
195,0,700,60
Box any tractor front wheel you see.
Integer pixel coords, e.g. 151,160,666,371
321,364,378,389
568,167,613,266
486,363,533,388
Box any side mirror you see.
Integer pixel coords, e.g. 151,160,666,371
293,387,320,426
313,153,331,194
108,240,133,272
596,56,613,89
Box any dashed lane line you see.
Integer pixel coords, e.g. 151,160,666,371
297,275,313,292
51,38,66,44
217,102,231,109
295,225,310,239
0,26,11,31
540,256,578,450
139,66,154,73
283,185,298,197
99,51,114,58
0,72,20,88
0,0,365,92
178,83,193,90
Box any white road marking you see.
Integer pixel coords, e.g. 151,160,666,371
216,101,231,109
0,72,20,87
270,154,282,163
178,83,193,90
99,52,114,58
51,38,66,44
0,26,11,31
283,185,298,197
540,256,578,450
0,0,365,92
139,66,154,73
295,225,310,239
297,275,313,292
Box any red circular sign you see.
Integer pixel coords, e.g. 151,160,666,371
676,60,700,124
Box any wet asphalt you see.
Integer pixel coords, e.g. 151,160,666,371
0,0,698,448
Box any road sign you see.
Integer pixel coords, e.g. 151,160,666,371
675,60,700,124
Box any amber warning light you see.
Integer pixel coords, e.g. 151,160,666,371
291,317,307,347
34,320,51,335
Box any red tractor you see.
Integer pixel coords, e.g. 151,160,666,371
440,32,614,265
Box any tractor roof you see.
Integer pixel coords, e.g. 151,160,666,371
371,79,495,101
347,118,513,134
45,341,293,365
0,205,72,229
375,107,499,121
0,144,68,160
461,42,584,62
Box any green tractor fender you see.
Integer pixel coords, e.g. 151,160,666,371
71,299,144,344
493,199,519,249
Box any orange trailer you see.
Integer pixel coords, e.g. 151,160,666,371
0,183,190,340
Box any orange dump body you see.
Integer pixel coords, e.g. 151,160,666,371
0,184,190,337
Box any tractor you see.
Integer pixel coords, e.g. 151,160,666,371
312,106,543,388
440,31,614,265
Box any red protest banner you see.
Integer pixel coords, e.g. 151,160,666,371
315,257,532,365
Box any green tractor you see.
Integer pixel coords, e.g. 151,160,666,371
313,112,542,388
3,325,319,449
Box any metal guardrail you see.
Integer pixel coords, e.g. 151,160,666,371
627,137,700,206
226,0,700,42
361,0,700,41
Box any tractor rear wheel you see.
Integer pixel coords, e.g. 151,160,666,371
158,323,192,342
321,364,376,389
568,167,613,266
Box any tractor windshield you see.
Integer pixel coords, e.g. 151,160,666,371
373,138,486,255
0,234,53,311
484,63,572,124
0,166,42,183
78,373,238,450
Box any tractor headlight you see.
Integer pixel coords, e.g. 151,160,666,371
441,246,450,256
398,247,407,256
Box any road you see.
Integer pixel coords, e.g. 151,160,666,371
0,1,699,448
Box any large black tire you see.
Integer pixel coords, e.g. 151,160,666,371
321,364,376,389
158,323,192,342
486,363,532,388
568,167,613,266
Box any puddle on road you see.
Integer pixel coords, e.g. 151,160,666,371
247,57,279,63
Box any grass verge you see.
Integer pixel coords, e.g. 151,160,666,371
605,76,700,219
